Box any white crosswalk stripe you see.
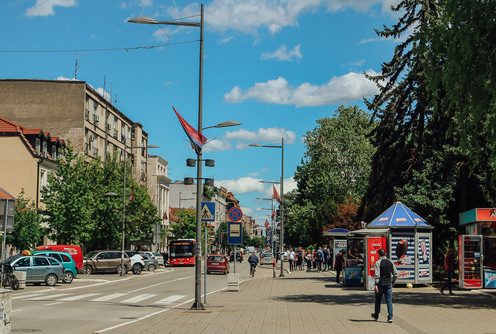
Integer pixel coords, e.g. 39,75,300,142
120,294,156,304
13,293,44,300
59,293,101,301
91,293,127,302
27,293,70,301
153,295,185,305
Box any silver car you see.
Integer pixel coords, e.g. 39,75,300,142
5,255,64,286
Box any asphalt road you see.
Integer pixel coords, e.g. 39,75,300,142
11,261,250,334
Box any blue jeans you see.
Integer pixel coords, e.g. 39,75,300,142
374,283,393,320
441,270,453,293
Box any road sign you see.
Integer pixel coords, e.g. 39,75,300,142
201,202,215,222
227,222,242,245
228,207,243,222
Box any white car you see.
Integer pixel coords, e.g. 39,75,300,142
125,251,145,275
260,252,275,265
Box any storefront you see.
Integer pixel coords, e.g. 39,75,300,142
459,208,496,289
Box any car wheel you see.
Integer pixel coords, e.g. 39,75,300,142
45,274,58,286
63,272,74,284
148,264,156,272
83,265,93,275
132,263,142,275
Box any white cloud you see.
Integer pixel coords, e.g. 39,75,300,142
96,88,111,102
163,0,398,36
224,70,379,107
240,207,254,215
261,45,302,62
203,139,231,152
215,177,266,194
26,0,76,17
226,128,296,145
56,76,76,81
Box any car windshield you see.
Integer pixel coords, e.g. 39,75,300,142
208,256,224,262
153,252,162,257
262,253,273,258
3,255,21,264
83,251,99,259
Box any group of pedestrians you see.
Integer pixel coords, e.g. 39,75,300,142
285,246,335,273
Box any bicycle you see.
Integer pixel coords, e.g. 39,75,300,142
250,263,256,277
1,264,19,290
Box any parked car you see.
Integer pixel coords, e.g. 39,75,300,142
260,252,275,265
125,251,146,275
35,245,83,271
139,251,164,266
141,253,159,272
4,255,64,286
31,250,77,283
82,250,130,275
207,255,230,275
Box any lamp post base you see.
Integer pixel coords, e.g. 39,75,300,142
190,301,206,310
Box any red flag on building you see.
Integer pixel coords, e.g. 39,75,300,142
273,185,282,204
271,209,275,220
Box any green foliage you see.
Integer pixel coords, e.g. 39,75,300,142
8,191,44,250
291,105,375,246
42,146,160,250
169,209,196,240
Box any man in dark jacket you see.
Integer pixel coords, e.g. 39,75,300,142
371,248,398,323
248,252,259,276
334,250,345,284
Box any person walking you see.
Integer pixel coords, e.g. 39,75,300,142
371,248,398,323
315,247,324,273
440,248,457,295
323,247,329,271
306,251,312,272
288,249,295,272
334,249,345,284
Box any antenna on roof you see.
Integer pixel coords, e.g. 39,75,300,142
73,52,87,79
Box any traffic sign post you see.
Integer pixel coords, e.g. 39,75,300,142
228,207,242,222
200,202,215,221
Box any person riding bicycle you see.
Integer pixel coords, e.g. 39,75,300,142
248,252,259,276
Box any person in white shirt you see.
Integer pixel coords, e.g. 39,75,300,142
288,249,296,272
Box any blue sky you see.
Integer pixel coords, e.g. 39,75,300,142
1,0,400,227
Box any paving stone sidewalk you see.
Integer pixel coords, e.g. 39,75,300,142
101,267,496,334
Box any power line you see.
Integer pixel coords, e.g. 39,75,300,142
0,40,199,54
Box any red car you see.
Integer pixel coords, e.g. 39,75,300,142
206,255,230,275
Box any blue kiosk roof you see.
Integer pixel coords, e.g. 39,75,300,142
368,202,432,229
323,228,350,236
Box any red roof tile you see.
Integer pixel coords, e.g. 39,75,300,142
0,187,15,200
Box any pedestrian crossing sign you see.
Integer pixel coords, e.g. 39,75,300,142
201,202,215,221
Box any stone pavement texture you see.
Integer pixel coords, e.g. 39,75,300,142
102,266,496,334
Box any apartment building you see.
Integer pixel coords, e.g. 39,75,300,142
147,155,171,252
0,79,150,182
0,117,64,207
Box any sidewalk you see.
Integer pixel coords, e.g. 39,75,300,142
102,266,496,334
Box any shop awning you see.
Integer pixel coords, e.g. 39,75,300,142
323,228,350,237
367,202,433,229
347,228,389,236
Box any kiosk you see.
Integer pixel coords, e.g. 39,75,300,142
459,208,496,289
365,202,434,286
323,228,349,269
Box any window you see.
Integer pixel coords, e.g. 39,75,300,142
15,258,31,267
48,258,60,266
42,140,47,158
33,257,49,266
35,138,41,155
49,253,62,262
52,146,57,160
61,254,71,263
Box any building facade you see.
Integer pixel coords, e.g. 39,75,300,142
0,79,150,183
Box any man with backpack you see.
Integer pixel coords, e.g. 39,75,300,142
323,247,329,271
315,247,324,273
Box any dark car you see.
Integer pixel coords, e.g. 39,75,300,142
229,251,243,263
82,250,130,275
141,253,159,272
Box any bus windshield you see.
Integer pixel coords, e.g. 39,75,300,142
170,242,194,258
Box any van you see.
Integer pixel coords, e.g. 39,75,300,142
35,245,83,270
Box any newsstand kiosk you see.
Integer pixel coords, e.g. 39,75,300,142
459,209,496,289
365,202,434,287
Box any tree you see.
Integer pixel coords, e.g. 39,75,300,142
291,105,375,246
169,209,196,240
7,191,44,250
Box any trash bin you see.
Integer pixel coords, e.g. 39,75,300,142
227,273,239,291
13,271,26,289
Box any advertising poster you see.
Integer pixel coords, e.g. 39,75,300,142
484,269,496,289
367,237,386,277
390,234,415,280
417,234,431,280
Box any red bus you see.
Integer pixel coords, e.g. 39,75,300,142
169,239,196,266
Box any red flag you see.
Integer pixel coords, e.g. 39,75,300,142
271,209,275,220
273,185,282,204
128,186,134,202
173,106,207,154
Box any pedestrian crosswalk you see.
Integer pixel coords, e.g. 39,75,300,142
13,292,187,306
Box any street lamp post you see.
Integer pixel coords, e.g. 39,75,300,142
129,6,241,310
249,137,285,277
